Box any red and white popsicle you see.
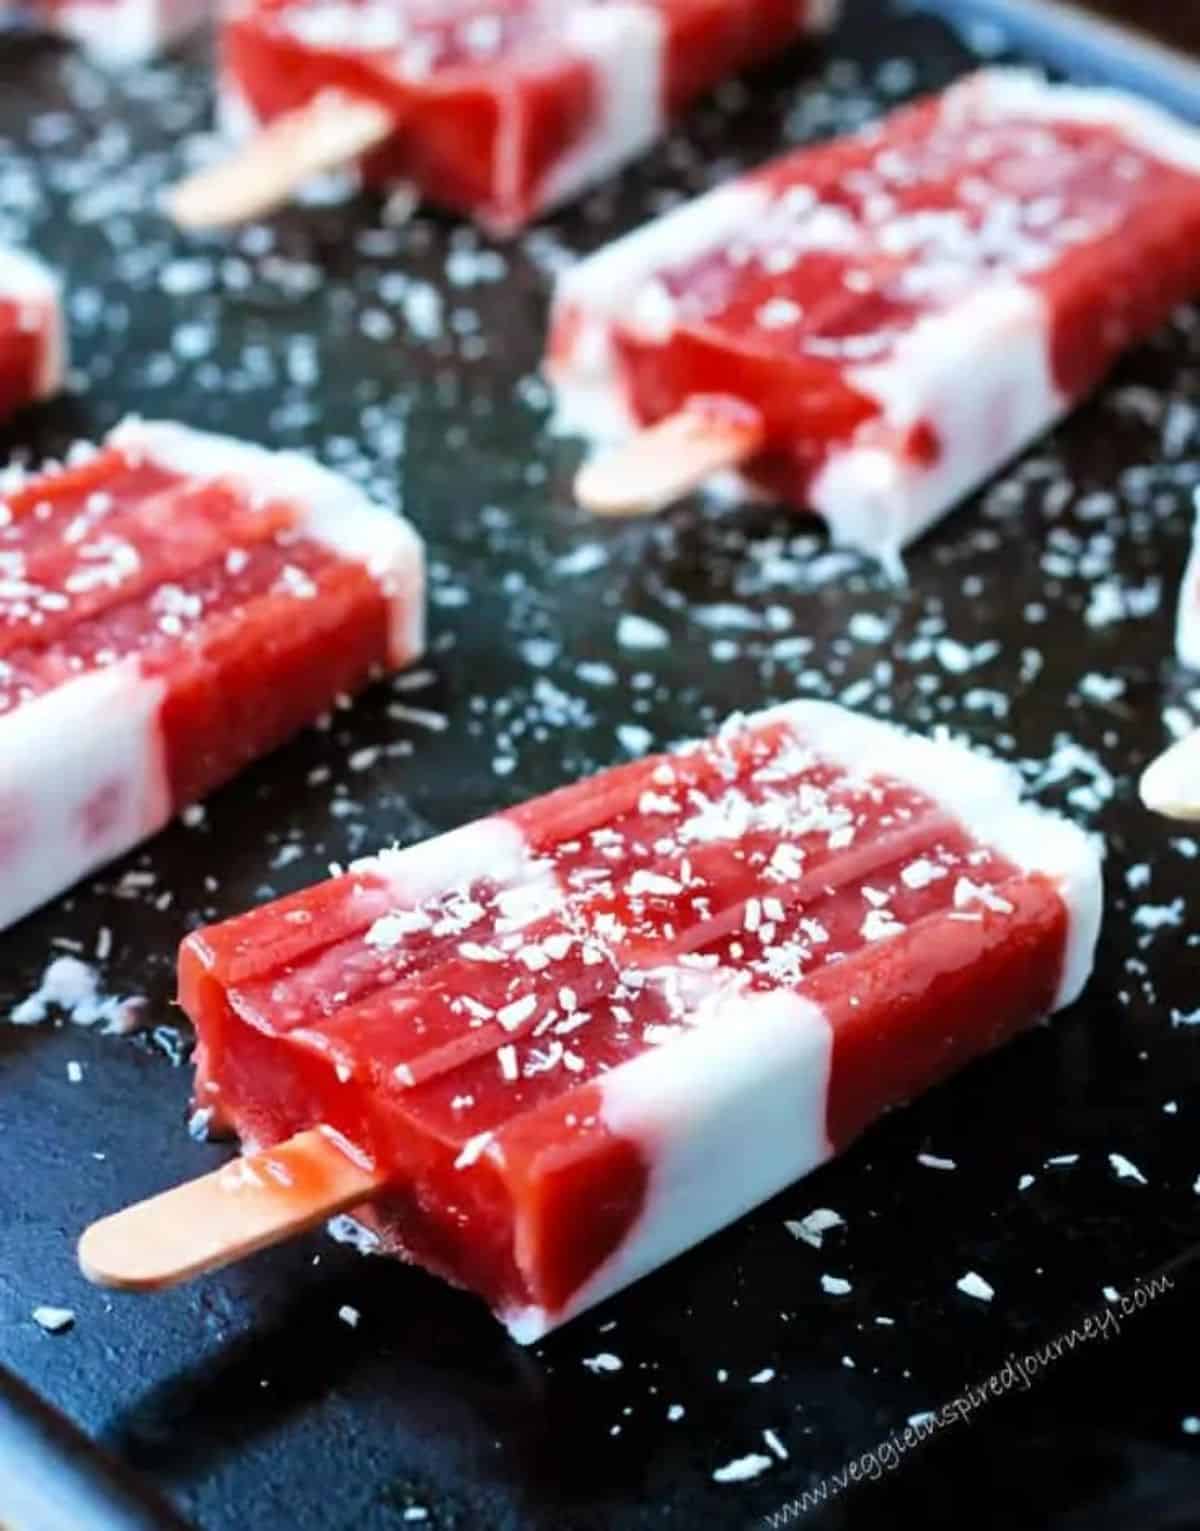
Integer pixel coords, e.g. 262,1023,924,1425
169,0,838,233
0,245,65,422
1,0,208,63
80,701,1101,1343
0,417,424,931
550,69,1200,565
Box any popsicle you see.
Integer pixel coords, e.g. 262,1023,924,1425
552,69,1200,564
0,417,424,931
0,246,65,423
80,700,1101,1343
1,0,209,62
168,0,839,233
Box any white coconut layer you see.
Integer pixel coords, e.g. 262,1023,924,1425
0,661,170,932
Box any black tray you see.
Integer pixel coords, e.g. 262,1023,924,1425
2,3,1199,1527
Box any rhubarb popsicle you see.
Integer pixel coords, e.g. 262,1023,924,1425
2,0,209,62
182,700,1101,1343
0,418,424,931
0,246,65,422
549,69,1200,563
215,0,838,234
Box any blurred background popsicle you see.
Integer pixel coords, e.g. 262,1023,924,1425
171,0,839,232
552,69,1200,564
0,418,424,931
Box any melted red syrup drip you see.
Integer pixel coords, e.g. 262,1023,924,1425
0,302,42,421
0,445,392,807
610,90,1200,505
184,716,1068,1326
224,0,818,229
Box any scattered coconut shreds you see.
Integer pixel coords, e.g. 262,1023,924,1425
8,957,145,1033
188,1106,215,1141
1109,1153,1148,1185
712,1453,774,1484
956,1271,994,1302
32,1306,75,1334
326,1215,382,1256
617,613,670,651
582,1352,622,1374
338,1304,360,1328
785,1208,844,1248
917,1152,956,1171
821,1274,852,1296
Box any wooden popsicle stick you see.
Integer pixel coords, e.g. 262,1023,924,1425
78,1128,385,1292
1139,729,1200,821
167,91,395,231
574,401,765,519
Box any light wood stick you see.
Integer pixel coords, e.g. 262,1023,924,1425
167,91,394,231
1139,729,1200,821
574,401,765,519
78,1128,384,1291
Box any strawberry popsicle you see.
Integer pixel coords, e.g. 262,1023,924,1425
181,700,1101,1343
550,69,1200,564
0,418,424,931
205,0,838,234
2,0,209,62
0,246,65,423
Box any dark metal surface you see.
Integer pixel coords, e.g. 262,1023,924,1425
1,3,1199,1527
